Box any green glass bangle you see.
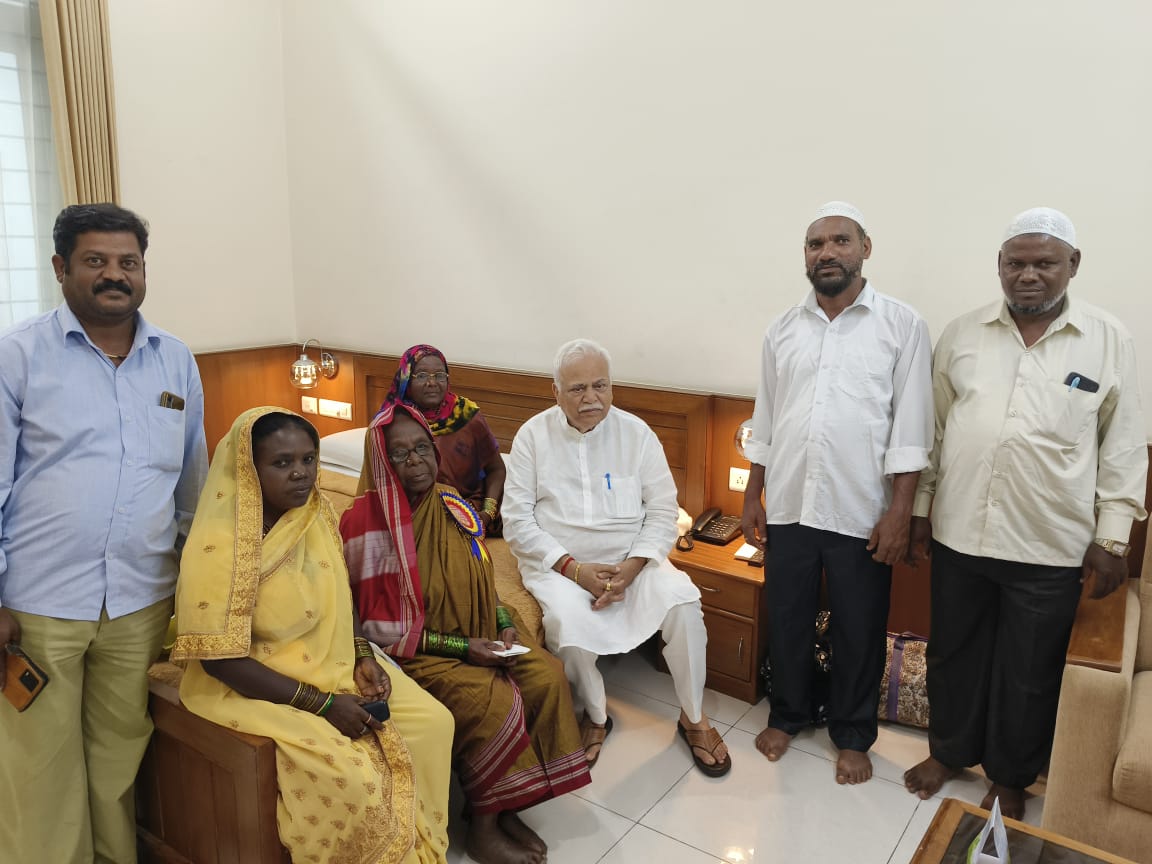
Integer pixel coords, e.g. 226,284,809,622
496,607,514,632
316,692,335,717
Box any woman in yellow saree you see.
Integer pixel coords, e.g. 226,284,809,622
172,407,452,864
342,402,590,864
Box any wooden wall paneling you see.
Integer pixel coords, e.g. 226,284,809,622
709,395,755,517
352,353,712,512
195,346,298,454
196,346,360,454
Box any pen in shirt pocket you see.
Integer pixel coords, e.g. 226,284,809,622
605,473,612,490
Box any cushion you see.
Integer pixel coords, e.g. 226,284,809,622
318,467,360,514
487,538,544,645
1113,669,1152,811
318,427,367,474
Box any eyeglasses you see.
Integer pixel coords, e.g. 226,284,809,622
388,441,435,464
412,372,448,384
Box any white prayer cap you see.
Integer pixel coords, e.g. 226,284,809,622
1003,207,1077,248
810,201,866,233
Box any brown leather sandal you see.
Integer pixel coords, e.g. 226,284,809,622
677,721,732,777
579,714,613,768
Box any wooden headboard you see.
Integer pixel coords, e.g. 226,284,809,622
355,355,710,514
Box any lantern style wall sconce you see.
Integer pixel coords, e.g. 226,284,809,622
290,339,338,389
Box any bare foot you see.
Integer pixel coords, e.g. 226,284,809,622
835,749,872,784
982,784,1025,820
498,811,546,854
467,813,544,864
754,727,793,762
904,757,958,800
679,710,729,767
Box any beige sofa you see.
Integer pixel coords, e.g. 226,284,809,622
1042,546,1152,861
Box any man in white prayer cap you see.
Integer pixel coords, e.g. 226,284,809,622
904,207,1148,819
741,202,933,784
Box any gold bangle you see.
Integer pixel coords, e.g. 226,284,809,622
574,562,581,585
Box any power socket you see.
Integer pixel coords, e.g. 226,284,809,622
729,467,750,493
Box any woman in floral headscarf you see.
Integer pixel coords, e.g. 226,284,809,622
386,344,506,535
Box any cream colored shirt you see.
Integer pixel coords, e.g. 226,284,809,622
914,298,1148,566
745,282,934,539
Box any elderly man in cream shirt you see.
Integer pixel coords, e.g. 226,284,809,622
503,339,730,777
904,207,1148,820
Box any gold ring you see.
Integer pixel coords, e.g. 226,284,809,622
606,581,613,592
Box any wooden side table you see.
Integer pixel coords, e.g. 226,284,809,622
669,541,768,704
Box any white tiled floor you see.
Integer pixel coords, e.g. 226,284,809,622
444,650,1046,863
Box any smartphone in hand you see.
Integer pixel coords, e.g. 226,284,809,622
362,700,390,722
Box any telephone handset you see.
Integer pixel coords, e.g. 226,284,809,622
690,507,743,546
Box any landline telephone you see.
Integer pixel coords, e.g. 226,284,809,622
689,507,743,546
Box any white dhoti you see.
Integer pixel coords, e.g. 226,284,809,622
556,599,707,724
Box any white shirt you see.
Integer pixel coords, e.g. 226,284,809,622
745,282,934,539
503,406,700,655
914,298,1148,566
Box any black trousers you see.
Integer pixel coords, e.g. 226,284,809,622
927,542,1082,788
766,523,892,751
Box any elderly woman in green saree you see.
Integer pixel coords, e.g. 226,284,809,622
341,401,589,864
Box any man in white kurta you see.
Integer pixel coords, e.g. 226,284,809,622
503,339,731,777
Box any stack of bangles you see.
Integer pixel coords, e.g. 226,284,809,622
290,681,335,716
353,636,374,660
559,555,582,585
482,498,499,520
422,629,469,658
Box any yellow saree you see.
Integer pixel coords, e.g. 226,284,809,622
172,407,449,864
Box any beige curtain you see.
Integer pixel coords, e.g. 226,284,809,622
38,0,119,204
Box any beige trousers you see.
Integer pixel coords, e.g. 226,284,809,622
0,598,172,864
556,600,708,726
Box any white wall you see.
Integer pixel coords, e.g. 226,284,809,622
107,0,295,349
102,2,1152,427
281,1,1152,419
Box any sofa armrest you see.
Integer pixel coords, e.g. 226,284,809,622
1066,577,1130,672
137,693,288,864
1043,580,1141,842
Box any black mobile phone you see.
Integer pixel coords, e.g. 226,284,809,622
363,700,390,722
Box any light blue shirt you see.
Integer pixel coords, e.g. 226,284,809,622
0,304,208,620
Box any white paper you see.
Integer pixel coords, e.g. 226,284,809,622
733,542,759,561
966,797,1010,864
490,644,532,658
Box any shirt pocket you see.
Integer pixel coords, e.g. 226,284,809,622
834,345,891,402
599,474,643,520
1038,381,1100,447
148,405,187,471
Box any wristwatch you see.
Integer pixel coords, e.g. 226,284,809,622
1092,538,1130,558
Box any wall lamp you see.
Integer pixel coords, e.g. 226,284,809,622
734,418,754,459
290,339,338,389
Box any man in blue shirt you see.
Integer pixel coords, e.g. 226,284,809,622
0,204,208,863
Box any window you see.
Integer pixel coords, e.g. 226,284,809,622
0,0,62,330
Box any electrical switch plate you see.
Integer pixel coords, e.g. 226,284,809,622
318,398,352,421
300,396,318,414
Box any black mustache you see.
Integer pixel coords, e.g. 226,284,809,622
94,280,132,294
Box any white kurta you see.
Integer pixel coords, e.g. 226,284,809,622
503,406,701,655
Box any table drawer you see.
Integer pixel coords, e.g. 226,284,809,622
702,609,755,683
680,566,757,617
